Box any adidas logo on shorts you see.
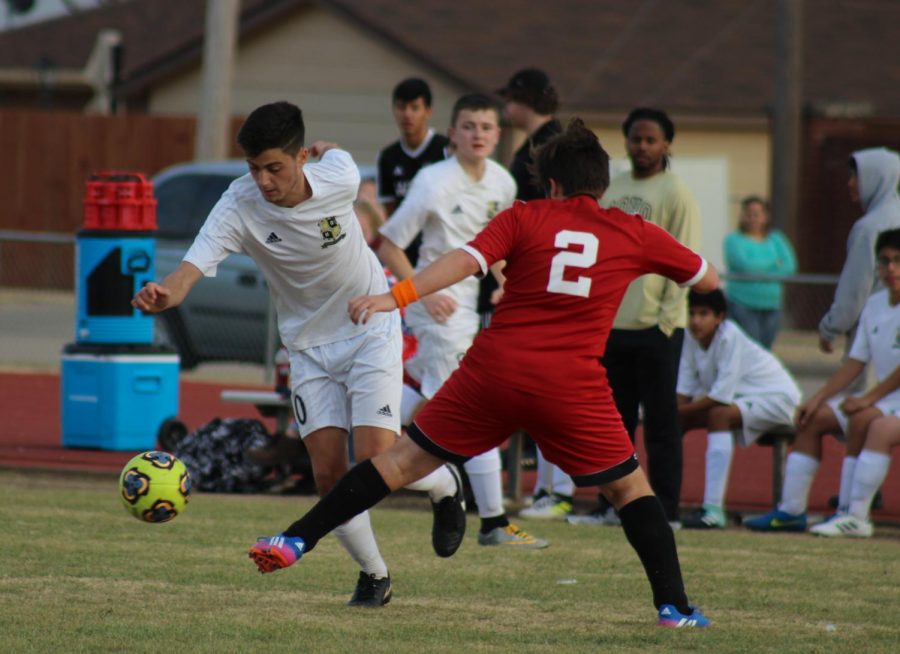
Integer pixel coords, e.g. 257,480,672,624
266,232,282,244
377,404,393,417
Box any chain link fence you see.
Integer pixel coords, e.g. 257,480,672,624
1,230,843,386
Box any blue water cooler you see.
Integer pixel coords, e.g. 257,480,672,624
61,171,181,451
75,232,156,344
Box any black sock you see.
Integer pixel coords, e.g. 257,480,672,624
282,459,391,551
618,495,691,614
479,514,509,534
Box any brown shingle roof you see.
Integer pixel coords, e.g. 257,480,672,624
2,0,899,118
329,0,900,118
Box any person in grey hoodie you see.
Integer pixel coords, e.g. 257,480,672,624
819,147,900,353
815,147,900,518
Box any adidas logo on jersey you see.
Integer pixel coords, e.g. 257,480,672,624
266,232,282,244
451,205,463,214
376,404,393,417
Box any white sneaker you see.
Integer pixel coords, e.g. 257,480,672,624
810,513,873,538
566,506,621,526
519,494,574,520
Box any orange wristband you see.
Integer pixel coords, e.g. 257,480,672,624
390,278,419,309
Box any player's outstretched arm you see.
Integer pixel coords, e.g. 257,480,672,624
132,261,203,313
349,249,480,324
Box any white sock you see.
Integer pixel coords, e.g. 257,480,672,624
778,452,819,515
552,464,575,497
704,431,734,510
836,456,857,511
848,450,891,520
400,383,425,427
533,449,552,496
534,448,574,497
333,511,388,578
464,448,504,519
404,464,457,502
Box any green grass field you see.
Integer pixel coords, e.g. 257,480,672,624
1,469,898,653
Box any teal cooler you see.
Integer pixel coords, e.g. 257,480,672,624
75,231,156,344
61,343,180,451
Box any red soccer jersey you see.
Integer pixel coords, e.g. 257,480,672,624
460,194,705,396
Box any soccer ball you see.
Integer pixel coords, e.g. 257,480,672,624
118,451,192,523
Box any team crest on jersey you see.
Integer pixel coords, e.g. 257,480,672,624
318,216,346,248
486,201,500,220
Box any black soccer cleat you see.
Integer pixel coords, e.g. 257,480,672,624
347,571,392,608
431,463,467,557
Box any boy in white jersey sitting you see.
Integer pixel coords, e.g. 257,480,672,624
677,289,802,529
377,93,547,549
747,228,900,532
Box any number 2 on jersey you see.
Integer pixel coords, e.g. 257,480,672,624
546,230,599,297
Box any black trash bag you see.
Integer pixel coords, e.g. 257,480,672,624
174,418,272,493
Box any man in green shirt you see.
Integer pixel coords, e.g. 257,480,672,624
590,108,701,527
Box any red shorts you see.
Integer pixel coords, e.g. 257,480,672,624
410,362,637,486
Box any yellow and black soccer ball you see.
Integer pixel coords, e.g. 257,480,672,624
118,451,192,523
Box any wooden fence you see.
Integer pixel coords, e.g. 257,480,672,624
0,110,243,288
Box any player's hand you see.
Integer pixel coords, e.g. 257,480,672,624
490,287,505,306
309,141,338,158
794,398,821,429
421,293,458,324
348,292,397,324
818,335,834,353
839,395,870,415
132,282,172,313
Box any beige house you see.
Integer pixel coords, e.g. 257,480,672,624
2,0,900,271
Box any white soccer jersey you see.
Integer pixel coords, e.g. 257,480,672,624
849,289,900,388
678,319,801,405
183,149,388,351
378,156,516,311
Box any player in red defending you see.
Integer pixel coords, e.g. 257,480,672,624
249,119,718,628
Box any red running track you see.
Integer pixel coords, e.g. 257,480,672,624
1,371,897,520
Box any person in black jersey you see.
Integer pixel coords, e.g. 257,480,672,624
498,68,563,201
376,78,449,266
478,69,564,318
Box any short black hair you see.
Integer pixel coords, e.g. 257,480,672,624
530,118,610,199
875,228,900,254
688,288,727,315
497,68,559,115
450,92,499,126
622,107,675,142
236,101,305,157
393,78,433,107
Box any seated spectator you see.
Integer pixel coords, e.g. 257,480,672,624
809,412,897,538
746,228,900,532
677,289,801,529
723,196,797,349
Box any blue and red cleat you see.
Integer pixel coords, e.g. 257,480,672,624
657,604,712,628
248,534,306,573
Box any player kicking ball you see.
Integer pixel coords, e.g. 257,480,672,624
249,119,717,628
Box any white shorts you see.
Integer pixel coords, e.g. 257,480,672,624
404,305,479,399
289,312,402,438
825,393,900,439
733,392,799,447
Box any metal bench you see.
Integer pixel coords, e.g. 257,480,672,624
756,425,796,505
